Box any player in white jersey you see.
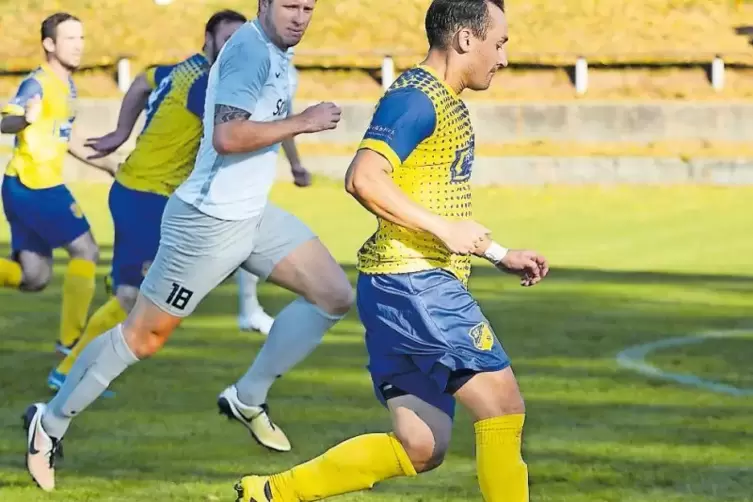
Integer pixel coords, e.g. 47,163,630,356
236,57,310,336
23,0,353,492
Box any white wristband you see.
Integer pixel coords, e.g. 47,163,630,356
483,242,509,264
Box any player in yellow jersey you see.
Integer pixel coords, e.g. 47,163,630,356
236,1,549,501
46,10,270,392
0,13,110,356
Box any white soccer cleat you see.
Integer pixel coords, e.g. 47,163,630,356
238,310,275,336
23,403,61,492
217,386,291,452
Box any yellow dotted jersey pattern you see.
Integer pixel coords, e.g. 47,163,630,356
116,54,208,197
357,66,475,285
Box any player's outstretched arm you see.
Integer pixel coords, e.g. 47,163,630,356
475,238,550,287
212,102,340,155
68,131,119,177
113,73,153,137
85,71,157,160
1,80,42,134
0,115,28,134
211,37,340,155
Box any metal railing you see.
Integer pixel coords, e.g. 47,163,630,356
1,50,748,95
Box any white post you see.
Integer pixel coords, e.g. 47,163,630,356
711,56,725,92
117,58,132,93
575,57,588,95
381,56,395,91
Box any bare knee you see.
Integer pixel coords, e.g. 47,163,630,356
503,394,526,416
394,427,438,473
20,262,52,292
121,294,181,359
455,368,526,421
390,396,453,473
295,264,354,316
317,280,354,316
115,286,139,313
66,232,100,262
122,316,170,359
394,425,449,473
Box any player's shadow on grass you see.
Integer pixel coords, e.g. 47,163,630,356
525,451,752,499
540,266,753,285
191,262,753,321
2,255,752,491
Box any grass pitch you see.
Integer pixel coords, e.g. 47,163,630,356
1,182,752,501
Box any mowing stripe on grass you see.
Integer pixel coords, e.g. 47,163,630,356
616,329,753,397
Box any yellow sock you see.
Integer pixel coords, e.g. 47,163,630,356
475,414,529,502
270,433,417,501
57,295,128,375
59,258,97,349
0,258,22,288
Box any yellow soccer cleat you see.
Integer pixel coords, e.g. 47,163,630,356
235,475,274,502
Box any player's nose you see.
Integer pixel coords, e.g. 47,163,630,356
291,9,308,26
498,53,508,68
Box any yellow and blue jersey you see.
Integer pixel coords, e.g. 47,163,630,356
355,68,508,419
1,63,77,189
357,65,475,285
116,53,209,197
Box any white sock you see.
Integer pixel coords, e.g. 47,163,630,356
42,324,139,439
235,297,343,406
237,269,263,319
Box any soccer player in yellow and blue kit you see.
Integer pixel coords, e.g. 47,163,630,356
47,10,250,391
236,1,549,501
0,13,104,356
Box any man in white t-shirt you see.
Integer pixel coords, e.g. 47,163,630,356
235,54,312,336
24,0,353,492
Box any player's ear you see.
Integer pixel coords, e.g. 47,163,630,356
203,32,213,53
42,37,56,54
454,28,473,55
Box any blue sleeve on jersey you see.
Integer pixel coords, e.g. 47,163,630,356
11,77,44,107
215,37,271,114
186,73,208,118
363,87,436,163
153,65,173,88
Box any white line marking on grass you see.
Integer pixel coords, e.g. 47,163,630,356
616,330,753,396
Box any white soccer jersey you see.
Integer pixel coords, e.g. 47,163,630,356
176,19,298,220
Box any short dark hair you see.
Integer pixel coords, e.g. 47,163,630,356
205,9,247,36
425,0,505,49
41,12,80,42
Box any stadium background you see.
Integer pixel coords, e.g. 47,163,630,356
0,1,752,501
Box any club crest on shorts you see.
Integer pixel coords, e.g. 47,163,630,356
469,321,495,351
70,202,83,219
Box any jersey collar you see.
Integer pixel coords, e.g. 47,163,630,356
196,52,210,68
417,64,460,99
41,62,73,93
251,19,293,58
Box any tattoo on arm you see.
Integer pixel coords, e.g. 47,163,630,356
214,104,251,125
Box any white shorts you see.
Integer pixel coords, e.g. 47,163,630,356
140,195,315,317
